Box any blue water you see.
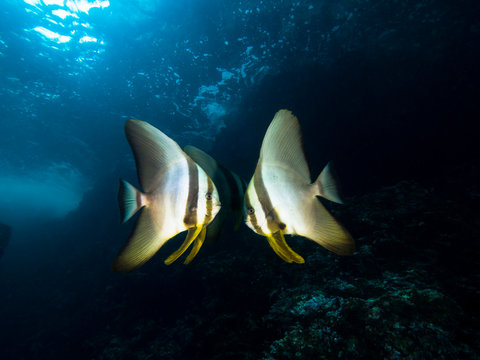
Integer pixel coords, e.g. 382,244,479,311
0,0,479,359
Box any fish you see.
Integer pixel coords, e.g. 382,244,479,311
113,119,221,272
184,145,246,248
244,109,355,263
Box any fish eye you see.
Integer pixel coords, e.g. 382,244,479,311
205,192,213,200
247,207,255,215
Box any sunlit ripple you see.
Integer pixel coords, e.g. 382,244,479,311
65,0,110,14
23,0,109,64
33,26,71,43
51,9,78,19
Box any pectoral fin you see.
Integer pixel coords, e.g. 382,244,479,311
266,231,305,264
164,226,203,265
184,226,207,264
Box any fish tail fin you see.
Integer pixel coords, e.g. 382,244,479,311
314,162,343,204
298,197,355,256
118,179,145,223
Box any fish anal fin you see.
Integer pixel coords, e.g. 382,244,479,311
184,226,207,264
164,226,203,265
266,231,305,264
297,198,355,256
112,208,170,273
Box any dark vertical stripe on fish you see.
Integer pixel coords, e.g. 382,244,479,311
253,168,284,233
184,160,198,226
245,176,263,235
204,176,214,222
253,168,273,219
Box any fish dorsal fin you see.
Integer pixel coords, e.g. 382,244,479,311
184,145,220,180
125,119,186,192
259,110,311,181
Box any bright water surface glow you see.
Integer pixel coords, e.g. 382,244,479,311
25,0,109,46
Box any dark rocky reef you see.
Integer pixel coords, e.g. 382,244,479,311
84,164,479,360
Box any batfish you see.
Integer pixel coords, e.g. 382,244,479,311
113,119,221,272
184,145,246,250
244,110,355,263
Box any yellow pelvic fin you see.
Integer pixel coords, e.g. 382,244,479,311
164,226,203,265
184,226,207,264
266,231,305,264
